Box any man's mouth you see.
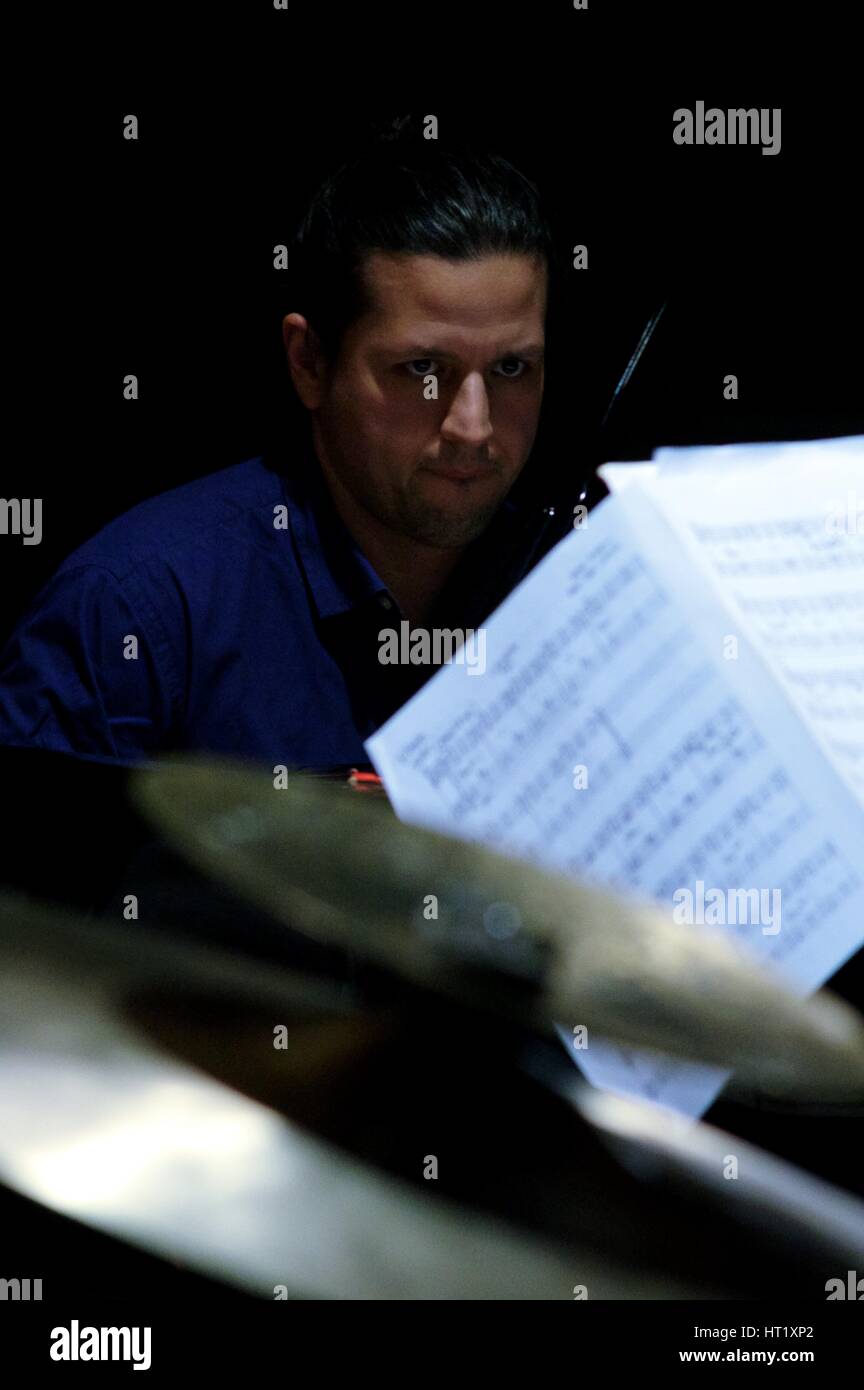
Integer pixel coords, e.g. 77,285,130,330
423,462,497,482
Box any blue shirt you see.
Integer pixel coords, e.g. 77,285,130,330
0,451,524,768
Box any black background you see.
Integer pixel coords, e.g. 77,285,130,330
4,27,862,641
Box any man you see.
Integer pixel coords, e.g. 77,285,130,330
0,126,553,768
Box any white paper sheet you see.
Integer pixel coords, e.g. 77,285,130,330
637,441,864,802
366,441,864,1118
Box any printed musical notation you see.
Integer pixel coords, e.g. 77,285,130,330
368,446,864,1117
648,464,864,802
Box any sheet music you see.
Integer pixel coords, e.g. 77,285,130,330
652,433,862,472
634,442,864,802
367,490,864,1118
597,461,655,493
599,437,860,497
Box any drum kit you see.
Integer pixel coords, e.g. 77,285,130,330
0,755,862,1299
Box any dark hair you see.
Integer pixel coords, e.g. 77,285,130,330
289,116,555,361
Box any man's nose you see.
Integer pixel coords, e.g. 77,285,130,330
439,371,493,449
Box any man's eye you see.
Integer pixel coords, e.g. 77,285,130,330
494,358,529,379
401,357,530,379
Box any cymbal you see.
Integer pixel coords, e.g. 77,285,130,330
0,892,692,1299
542,1063,864,1268
4,892,857,1298
133,757,864,1096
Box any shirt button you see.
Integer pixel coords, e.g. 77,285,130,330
378,594,394,610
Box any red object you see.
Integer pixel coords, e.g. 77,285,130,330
349,768,383,786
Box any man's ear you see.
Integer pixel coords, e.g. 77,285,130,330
282,313,328,410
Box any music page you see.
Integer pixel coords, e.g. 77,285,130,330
366,482,864,1117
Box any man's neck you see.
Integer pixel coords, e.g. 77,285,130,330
317,464,466,627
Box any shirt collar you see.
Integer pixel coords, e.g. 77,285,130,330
281,452,390,620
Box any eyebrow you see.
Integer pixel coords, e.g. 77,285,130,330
386,343,546,361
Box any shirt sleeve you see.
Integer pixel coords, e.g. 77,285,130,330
0,564,179,761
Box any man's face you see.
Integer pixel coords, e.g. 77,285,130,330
312,251,547,548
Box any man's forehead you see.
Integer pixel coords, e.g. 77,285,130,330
359,250,547,329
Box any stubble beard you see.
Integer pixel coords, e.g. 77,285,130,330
372,455,512,548
392,488,505,548
325,440,509,548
